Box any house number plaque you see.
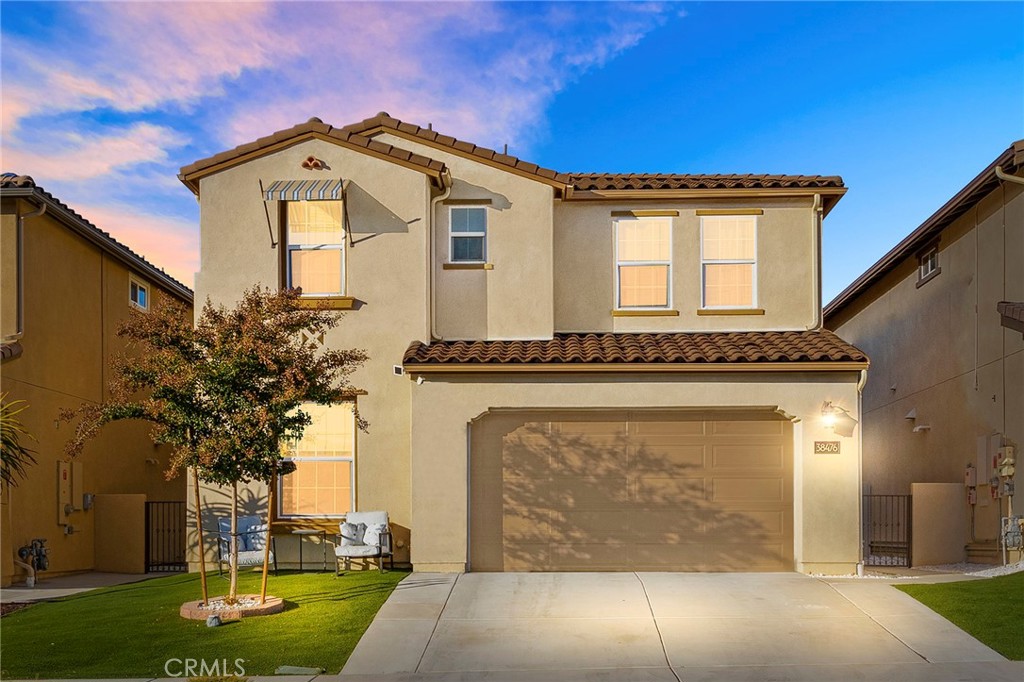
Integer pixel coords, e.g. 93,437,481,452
814,441,841,454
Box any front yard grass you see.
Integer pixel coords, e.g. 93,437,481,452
895,571,1024,660
0,569,406,678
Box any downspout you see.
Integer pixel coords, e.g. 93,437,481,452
808,194,824,330
856,367,868,575
428,171,453,342
16,201,46,337
994,166,1024,186
13,558,35,587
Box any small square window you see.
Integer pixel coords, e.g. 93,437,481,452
919,247,939,282
449,207,487,263
129,277,149,310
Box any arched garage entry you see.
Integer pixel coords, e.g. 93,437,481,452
469,409,794,572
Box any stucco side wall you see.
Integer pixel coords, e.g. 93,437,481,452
194,140,433,563
553,198,818,332
0,205,187,586
830,182,1022,544
911,483,968,566
372,132,556,341
408,372,862,574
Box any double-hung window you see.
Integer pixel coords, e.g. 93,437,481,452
449,207,487,263
286,201,345,296
701,215,757,309
615,216,672,309
279,402,355,519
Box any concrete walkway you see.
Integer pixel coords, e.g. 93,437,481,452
339,572,1024,682
1,572,163,603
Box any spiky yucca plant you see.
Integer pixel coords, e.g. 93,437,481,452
1,394,37,489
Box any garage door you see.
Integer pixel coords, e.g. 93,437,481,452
470,410,793,572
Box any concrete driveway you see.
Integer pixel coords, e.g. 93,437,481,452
340,572,1022,681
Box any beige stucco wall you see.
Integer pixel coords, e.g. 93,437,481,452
408,371,863,575
829,181,1023,546
553,199,819,333
0,200,188,586
911,483,968,566
192,139,435,564
372,132,556,341
93,494,147,573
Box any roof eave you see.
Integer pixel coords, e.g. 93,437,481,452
354,124,571,192
404,360,869,374
179,129,447,198
825,140,1024,322
1,188,194,303
565,186,846,213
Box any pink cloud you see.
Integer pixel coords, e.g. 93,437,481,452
3,123,187,181
71,202,199,289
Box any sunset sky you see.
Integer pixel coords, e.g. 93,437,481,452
2,1,1021,301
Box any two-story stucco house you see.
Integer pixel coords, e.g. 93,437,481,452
1,174,194,586
826,141,1023,566
180,113,868,575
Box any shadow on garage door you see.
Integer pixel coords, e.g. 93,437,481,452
469,409,793,572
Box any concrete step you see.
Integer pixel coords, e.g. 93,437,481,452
965,541,1000,565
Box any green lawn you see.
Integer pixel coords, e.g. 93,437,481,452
0,570,406,678
895,571,1024,660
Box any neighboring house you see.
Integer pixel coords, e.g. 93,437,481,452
179,113,868,575
825,141,1023,566
1,174,194,586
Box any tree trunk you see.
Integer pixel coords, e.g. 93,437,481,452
259,469,275,604
228,481,239,602
192,467,209,606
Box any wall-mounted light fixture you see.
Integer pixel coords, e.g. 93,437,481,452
821,401,859,437
912,424,932,433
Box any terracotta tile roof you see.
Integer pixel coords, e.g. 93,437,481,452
340,112,573,186
182,112,849,200
0,173,193,303
403,330,867,368
569,173,845,191
179,117,447,192
1,340,23,362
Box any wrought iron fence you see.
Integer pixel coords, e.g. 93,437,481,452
863,494,912,567
145,501,187,572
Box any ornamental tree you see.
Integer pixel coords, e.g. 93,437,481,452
62,286,367,604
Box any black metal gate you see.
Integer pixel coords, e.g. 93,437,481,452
145,501,187,572
863,494,912,567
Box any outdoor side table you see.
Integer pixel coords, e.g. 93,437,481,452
291,529,327,572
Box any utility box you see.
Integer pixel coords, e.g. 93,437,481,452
57,461,72,523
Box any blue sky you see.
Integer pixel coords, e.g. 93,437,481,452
2,1,1021,302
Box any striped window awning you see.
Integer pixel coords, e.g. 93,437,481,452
264,179,343,201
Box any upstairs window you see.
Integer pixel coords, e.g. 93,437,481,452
286,201,344,296
279,401,356,518
449,207,487,262
129,276,149,311
616,216,672,308
701,216,757,308
918,245,939,286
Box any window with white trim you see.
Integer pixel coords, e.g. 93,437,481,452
129,276,149,311
449,207,487,262
701,215,757,308
279,401,355,518
285,201,345,296
615,216,672,308
919,246,938,281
